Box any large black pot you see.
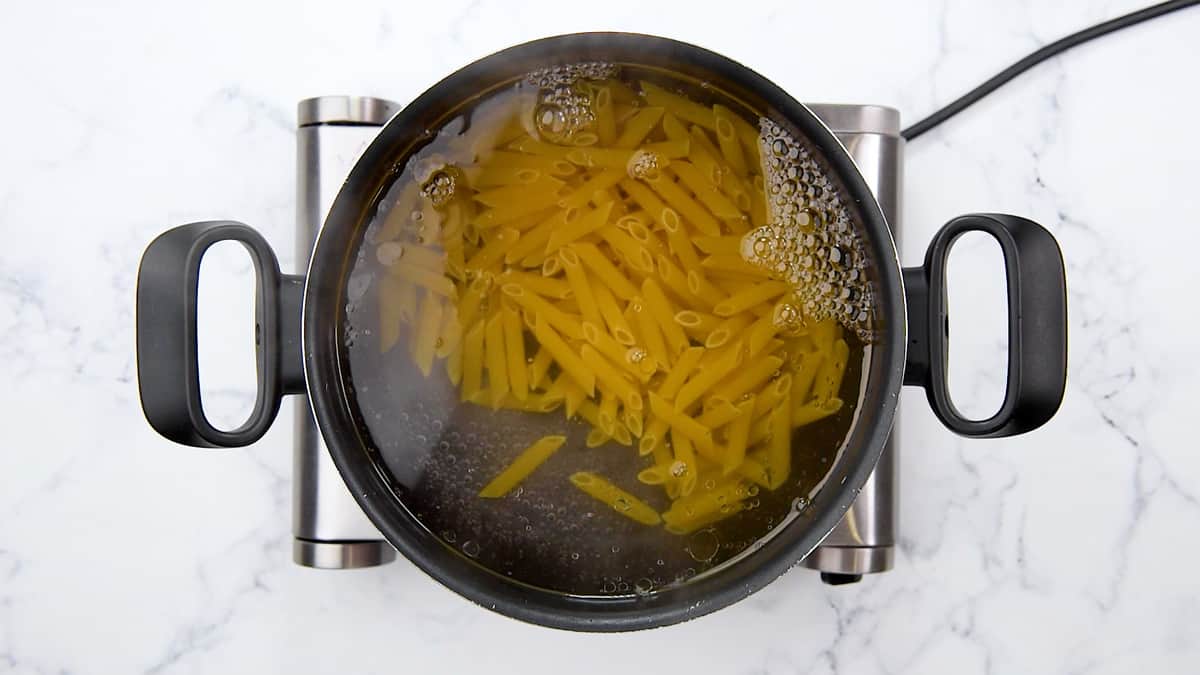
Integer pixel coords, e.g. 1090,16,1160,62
136,33,1067,631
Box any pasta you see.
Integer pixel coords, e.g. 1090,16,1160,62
570,472,662,525
370,72,863,548
479,435,566,497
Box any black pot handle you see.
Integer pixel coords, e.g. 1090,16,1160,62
903,213,1067,437
136,221,306,448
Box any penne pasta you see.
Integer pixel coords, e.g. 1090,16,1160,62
479,435,566,498
641,81,715,130
569,472,661,525
461,320,486,402
484,312,510,408
545,201,615,253
712,281,790,317
501,282,584,340
614,107,665,148
533,316,596,396
502,303,529,401
641,278,689,356
712,104,749,175
572,242,639,300
723,398,755,474
811,338,850,403
643,172,722,237
593,282,637,345
767,395,792,489
412,290,444,377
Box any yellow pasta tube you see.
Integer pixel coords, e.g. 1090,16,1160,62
664,501,746,535
674,309,722,338
594,84,616,146
599,226,656,274
747,312,780,356
723,397,754,474
767,395,792,489
377,276,409,353
481,150,576,174
643,139,690,159
624,406,644,438
501,282,583,341
669,162,743,220
640,81,715,130
582,322,655,382
579,344,643,411
483,312,510,408
569,472,661,525
686,269,728,309
461,320,485,402
556,249,600,327
648,393,716,457
614,107,665,148
593,282,636,345
811,338,850,402
557,170,625,211
794,397,844,428
597,390,619,435
435,306,462,359
661,112,690,142
705,314,753,349
471,165,544,189
390,263,456,297
466,227,521,271
661,476,747,532
641,278,689,356
572,242,639,299
671,429,699,496
712,281,790,317
693,235,743,256
533,316,596,396
503,207,576,264
639,346,706,456
791,350,825,405
712,104,748,175
654,254,707,310
501,304,529,401
631,296,671,369
498,270,571,299
696,398,743,430
702,254,774,278
545,201,615,253
548,373,587,419
479,435,566,498
566,146,636,170
412,290,444,377
445,337,463,385
508,136,574,158
754,372,792,418
712,355,783,403
644,172,722,237
675,341,744,412
528,346,554,389
474,175,565,221
809,318,839,355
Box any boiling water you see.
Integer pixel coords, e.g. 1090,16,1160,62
343,63,878,596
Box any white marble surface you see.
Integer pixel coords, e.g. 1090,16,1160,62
3,0,1199,672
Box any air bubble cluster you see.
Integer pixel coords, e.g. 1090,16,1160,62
742,119,875,341
420,168,459,207
526,62,617,145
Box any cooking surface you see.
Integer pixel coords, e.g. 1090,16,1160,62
3,1,1198,673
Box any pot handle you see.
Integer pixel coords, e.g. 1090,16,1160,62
902,214,1067,437
136,221,306,447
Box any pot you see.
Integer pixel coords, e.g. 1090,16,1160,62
136,33,1067,630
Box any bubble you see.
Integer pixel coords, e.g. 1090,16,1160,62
634,578,655,595
669,461,688,478
611,545,621,554
687,529,720,562
571,552,580,560
443,530,456,543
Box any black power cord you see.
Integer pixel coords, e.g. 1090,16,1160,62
902,0,1200,141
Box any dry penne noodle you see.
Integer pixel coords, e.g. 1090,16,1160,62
643,172,722,237
479,435,566,498
572,242,639,299
545,201,615,253
723,398,755,474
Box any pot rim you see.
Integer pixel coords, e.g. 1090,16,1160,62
303,31,907,631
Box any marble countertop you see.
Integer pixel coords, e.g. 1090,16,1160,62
3,0,1199,672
